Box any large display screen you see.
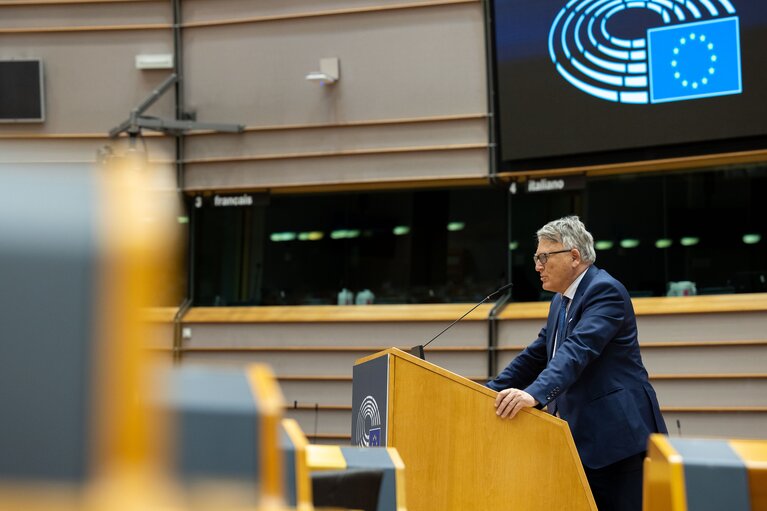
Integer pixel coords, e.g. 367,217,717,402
490,0,767,169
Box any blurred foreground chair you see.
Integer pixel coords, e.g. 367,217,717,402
305,442,406,511
154,363,287,508
644,434,767,511
0,162,180,506
0,162,291,510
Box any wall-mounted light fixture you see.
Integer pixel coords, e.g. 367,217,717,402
306,57,340,85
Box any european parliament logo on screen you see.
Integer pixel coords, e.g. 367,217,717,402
548,0,742,104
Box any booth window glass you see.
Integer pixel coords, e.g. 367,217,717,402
509,165,767,302
191,187,508,306
191,165,765,306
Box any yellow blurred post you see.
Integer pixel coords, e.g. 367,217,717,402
91,153,177,479
643,435,688,511
724,440,767,510
0,155,181,509
247,365,288,510
281,419,314,511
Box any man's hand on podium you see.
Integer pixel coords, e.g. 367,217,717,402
495,388,538,419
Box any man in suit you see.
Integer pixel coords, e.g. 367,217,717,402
486,216,666,511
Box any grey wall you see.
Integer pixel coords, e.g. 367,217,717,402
2,0,488,187
0,1,175,161
177,307,767,441
181,0,488,189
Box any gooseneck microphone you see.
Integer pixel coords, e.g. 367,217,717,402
410,282,513,360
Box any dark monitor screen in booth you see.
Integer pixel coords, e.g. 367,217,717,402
488,0,767,170
0,59,45,123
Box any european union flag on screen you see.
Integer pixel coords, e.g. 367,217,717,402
648,17,742,104
369,428,381,446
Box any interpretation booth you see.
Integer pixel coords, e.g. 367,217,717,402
352,348,598,511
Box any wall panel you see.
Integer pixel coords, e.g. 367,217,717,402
0,137,174,163
182,0,477,24
636,312,767,342
184,148,488,190
180,321,487,348
0,31,174,134
0,2,169,29
181,1,488,189
182,4,485,125
653,378,767,407
661,412,767,439
184,117,487,161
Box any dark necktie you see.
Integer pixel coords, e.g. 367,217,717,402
549,296,569,416
555,296,569,355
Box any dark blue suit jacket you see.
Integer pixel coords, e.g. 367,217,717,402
487,265,667,469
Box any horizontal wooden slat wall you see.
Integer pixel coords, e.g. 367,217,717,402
0,0,168,30
175,303,491,441
272,374,767,410
0,136,174,164
181,0,479,25
166,295,767,441
184,303,495,323
181,0,489,190
0,0,175,165
184,147,488,190
184,116,486,163
0,32,174,134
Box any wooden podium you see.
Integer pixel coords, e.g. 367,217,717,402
352,348,596,511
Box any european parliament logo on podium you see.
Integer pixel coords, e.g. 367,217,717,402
368,428,382,447
352,353,389,447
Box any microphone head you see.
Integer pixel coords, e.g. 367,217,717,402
410,345,425,360
489,282,513,299
422,282,513,351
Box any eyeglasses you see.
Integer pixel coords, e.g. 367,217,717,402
533,249,571,265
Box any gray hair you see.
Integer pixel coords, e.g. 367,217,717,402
537,216,596,264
